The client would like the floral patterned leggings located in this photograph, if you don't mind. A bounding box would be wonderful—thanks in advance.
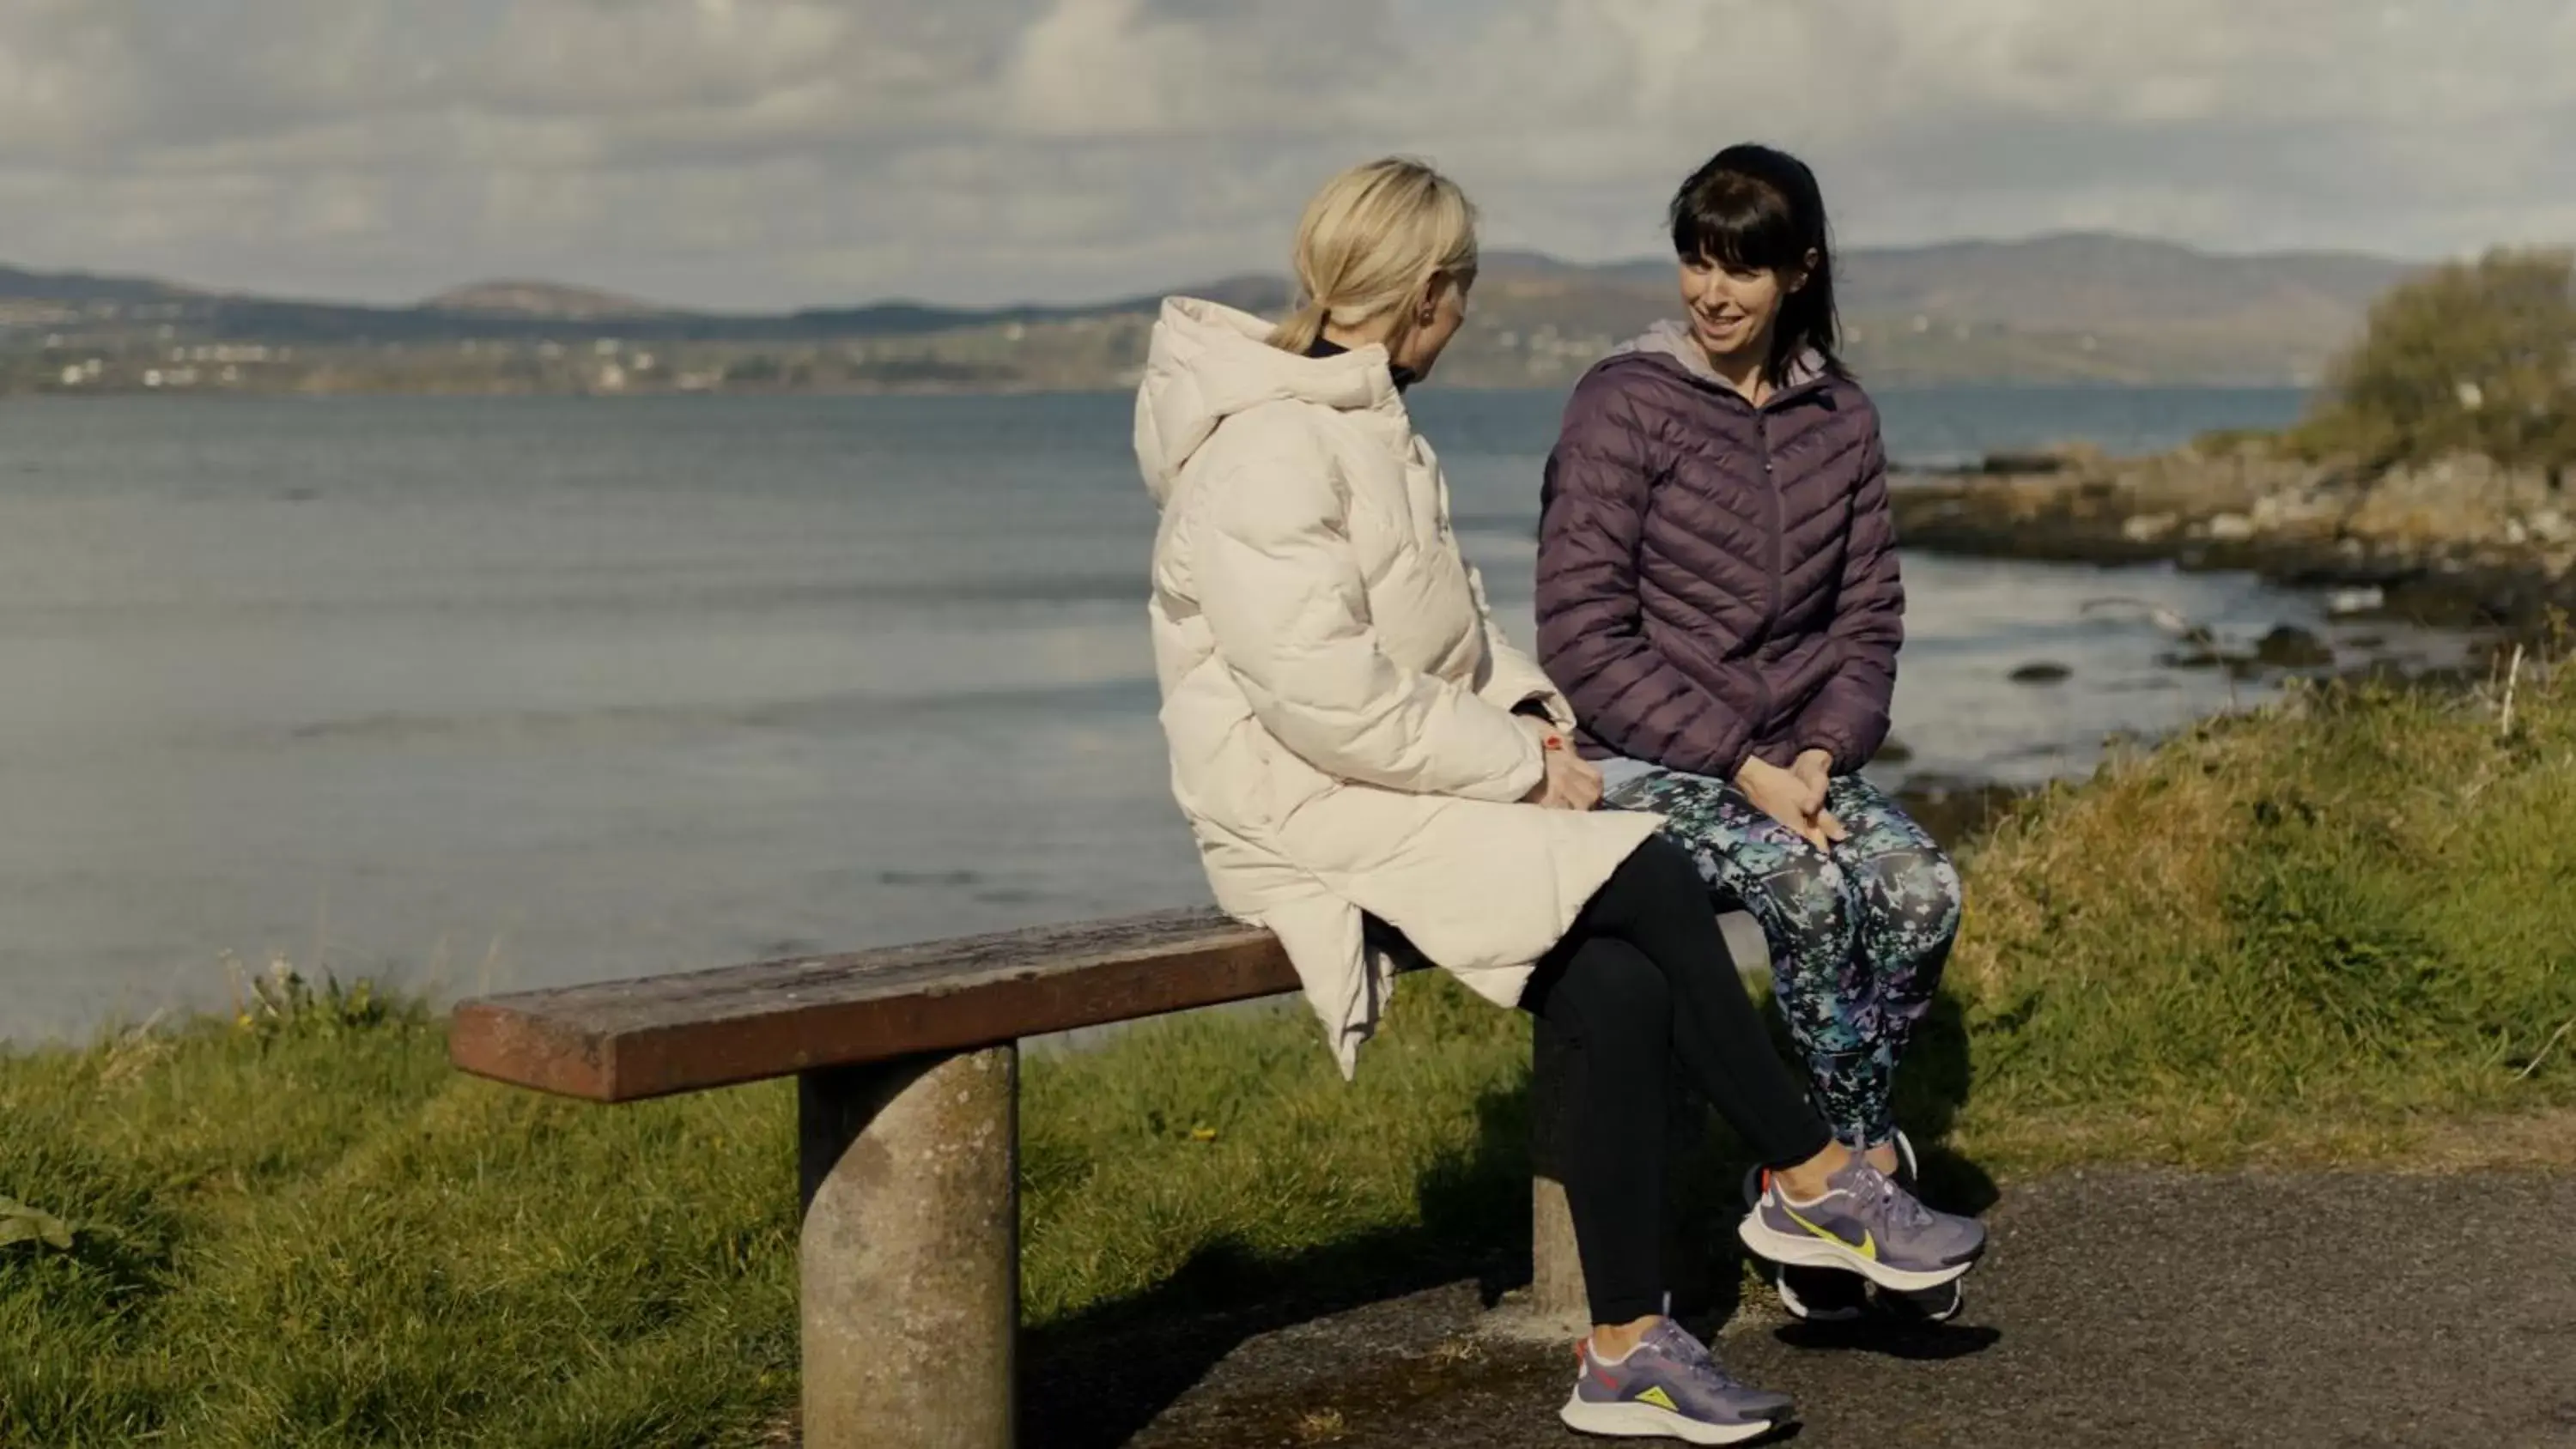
[1602,767,1963,1148]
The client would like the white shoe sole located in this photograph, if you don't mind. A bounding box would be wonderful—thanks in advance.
[1775,1271,1868,1324]
[1880,1280,1966,1323]
[1736,1215,1976,1294]
[1559,1391,1783,1444]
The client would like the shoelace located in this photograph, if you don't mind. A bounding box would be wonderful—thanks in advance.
[1855,1162,1935,1234]
[1645,1324,1750,1391]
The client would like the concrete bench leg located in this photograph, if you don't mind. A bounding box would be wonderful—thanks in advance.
[799,1046,1018,1449]
[1528,1028,1591,1328]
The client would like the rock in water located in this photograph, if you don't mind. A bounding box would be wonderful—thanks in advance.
[2009,661,2073,685]
[2123,512,2181,543]
[2255,625,2336,670]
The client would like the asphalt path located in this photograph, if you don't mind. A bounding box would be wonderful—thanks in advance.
[1039,1169,2576,1449]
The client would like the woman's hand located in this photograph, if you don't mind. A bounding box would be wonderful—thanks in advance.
[1791,749,1850,845]
[1735,755,1836,849]
[1519,726,1603,810]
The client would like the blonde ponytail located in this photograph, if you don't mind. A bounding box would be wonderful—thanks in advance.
[1270,298,1334,355]
[1267,157,1479,358]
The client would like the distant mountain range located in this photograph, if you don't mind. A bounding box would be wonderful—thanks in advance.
[422,282,681,321]
[0,233,2423,387]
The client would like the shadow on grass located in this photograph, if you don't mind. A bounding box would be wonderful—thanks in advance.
[1025,988,1997,1446]
[1894,991,2002,1217]
[1022,1080,1534,1449]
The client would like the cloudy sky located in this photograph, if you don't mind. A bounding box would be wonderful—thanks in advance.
[2,0,2570,311]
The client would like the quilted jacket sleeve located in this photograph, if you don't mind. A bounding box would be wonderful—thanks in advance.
[1466,562,1577,732]
[1789,421,1904,770]
[1194,419,1546,803]
[1535,370,1760,777]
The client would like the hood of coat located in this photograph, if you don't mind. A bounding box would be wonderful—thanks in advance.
[1133,297,1406,509]
[1610,318,1826,394]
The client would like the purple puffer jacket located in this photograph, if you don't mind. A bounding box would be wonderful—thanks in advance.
[1535,322,1902,778]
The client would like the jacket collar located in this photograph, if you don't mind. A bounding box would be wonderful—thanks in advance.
[1305,334,1419,392]
[1611,319,1836,409]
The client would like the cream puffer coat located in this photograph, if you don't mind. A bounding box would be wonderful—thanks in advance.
[1134,298,1662,1075]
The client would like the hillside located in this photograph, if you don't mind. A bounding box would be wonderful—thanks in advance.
[0,235,2429,390]
[0,264,202,332]
[1836,233,2405,330]
[0,264,195,306]
[423,282,678,320]
[1446,234,2413,385]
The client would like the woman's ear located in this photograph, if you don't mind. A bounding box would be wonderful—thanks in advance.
[1787,247,1823,293]
[1417,272,1448,324]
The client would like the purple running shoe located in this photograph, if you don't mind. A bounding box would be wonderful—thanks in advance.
[1738,1152,1984,1294]
[1559,1318,1793,1444]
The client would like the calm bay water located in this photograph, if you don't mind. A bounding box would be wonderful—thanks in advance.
[0,388,2467,1040]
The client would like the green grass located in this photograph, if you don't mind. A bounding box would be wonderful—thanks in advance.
[1941,660,2576,1164]
[7,664,2576,1444]
[0,973,800,1446]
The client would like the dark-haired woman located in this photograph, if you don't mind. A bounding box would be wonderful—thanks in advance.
[1537,143,1974,1324]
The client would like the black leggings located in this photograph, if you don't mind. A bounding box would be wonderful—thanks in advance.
[1518,835,1834,1325]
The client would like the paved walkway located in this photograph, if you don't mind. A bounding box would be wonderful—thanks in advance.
[1034,1169,2576,1449]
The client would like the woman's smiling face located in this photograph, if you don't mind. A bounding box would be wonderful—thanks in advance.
[1678,253,1803,367]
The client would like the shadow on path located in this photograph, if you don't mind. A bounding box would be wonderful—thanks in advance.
[1028,977,2002,1446]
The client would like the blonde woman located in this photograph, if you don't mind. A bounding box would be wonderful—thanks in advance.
[1133,158,1981,1444]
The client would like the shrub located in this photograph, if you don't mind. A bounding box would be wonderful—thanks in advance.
[2295,248,2576,476]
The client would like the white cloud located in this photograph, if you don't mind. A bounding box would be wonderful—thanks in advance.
[0,0,2565,307]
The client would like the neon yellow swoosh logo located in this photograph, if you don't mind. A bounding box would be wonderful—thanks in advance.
[1637,1386,1680,1412]
[1782,1203,1877,1261]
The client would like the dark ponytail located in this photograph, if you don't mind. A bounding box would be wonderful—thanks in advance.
[1668,143,1846,385]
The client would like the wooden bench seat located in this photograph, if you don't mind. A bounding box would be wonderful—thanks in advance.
[450,907,1303,1102]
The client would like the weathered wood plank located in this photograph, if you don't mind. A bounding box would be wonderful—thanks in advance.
[448,907,1323,1102]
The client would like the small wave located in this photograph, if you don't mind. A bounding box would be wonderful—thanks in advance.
[19,573,1149,623]
[287,676,1161,747]
[696,575,1146,609]
[287,702,740,745]
[879,870,981,888]
[1449,510,1539,537]
[744,676,1157,730]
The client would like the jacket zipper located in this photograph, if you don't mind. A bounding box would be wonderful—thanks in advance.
[1692,362,1827,751]
[1759,408,1783,640]
[1702,380,1796,642]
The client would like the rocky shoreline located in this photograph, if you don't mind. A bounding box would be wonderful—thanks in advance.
[1876,436,2575,846]
[1893,442,2576,634]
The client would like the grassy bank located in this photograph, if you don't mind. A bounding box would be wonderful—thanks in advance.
[7,665,2574,1446]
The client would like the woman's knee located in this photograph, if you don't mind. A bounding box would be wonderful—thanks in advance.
[1585,834,1719,933]
[1756,849,1859,955]
[1852,845,1963,946]
[1546,939,1672,1052]
[1622,832,1709,902]
[1570,937,1671,1014]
